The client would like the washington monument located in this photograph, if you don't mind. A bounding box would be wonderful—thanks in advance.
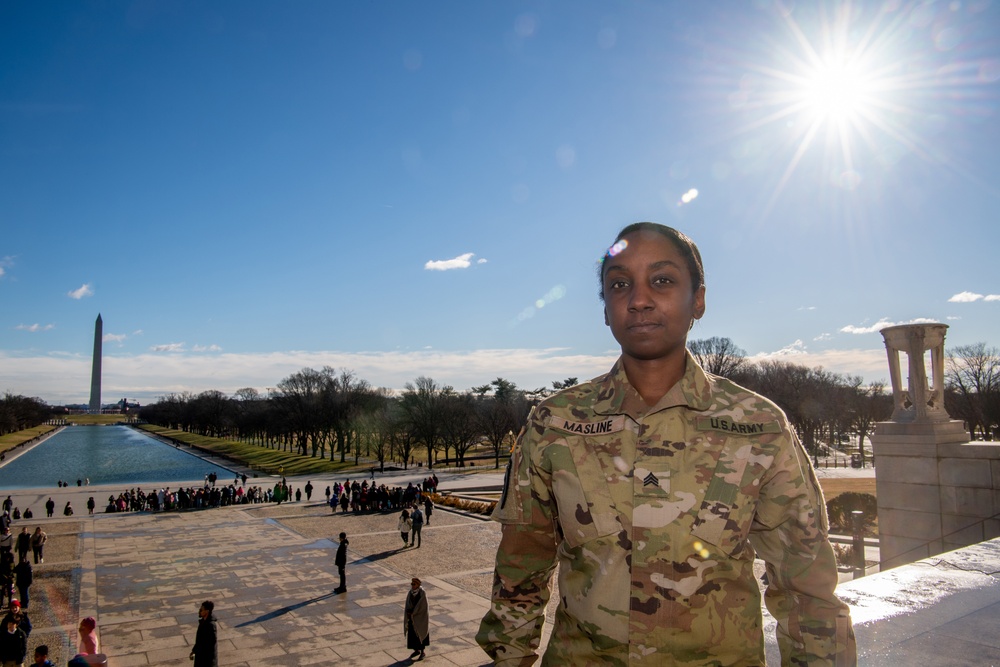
[89,313,102,413]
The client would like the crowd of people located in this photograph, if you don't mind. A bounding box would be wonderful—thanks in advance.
[325,474,438,515]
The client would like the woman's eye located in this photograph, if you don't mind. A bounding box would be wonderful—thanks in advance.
[609,279,629,290]
[652,275,673,285]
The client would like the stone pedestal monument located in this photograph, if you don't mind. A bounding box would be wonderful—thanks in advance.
[873,323,1000,569]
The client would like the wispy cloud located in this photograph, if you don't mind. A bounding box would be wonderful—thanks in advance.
[839,317,937,335]
[16,323,55,332]
[949,291,1000,303]
[150,343,186,352]
[0,348,619,405]
[104,333,127,343]
[67,283,94,299]
[0,256,15,279]
[424,253,480,271]
[192,344,223,352]
[749,344,889,381]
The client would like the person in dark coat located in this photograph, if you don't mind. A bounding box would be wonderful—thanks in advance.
[0,617,26,666]
[14,528,29,564]
[189,600,217,667]
[333,533,348,594]
[13,559,31,610]
[404,578,429,661]
[2,599,30,638]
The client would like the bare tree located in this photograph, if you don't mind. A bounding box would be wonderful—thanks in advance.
[401,376,446,469]
[947,343,1000,440]
[688,337,748,378]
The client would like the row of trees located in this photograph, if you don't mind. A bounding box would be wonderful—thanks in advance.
[129,337,999,468]
[138,369,544,470]
[0,394,51,437]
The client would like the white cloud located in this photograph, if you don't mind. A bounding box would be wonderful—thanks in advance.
[813,333,832,341]
[192,344,223,352]
[477,258,488,265]
[948,291,1000,303]
[67,283,94,299]
[749,346,889,382]
[103,333,126,343]
[839,317,937,335]
[424,253,476,271]
[15,323,55,332]
[0,347,619,405]
[151,343,185,352]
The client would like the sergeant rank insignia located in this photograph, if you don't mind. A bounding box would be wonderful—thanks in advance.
[643,472,659,487]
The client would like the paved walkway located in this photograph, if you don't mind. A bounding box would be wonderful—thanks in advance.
[75,471,503,666]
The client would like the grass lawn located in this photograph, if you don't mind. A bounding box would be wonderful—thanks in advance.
[819,477,876,501]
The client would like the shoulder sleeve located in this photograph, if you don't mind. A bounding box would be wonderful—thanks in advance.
[750,419,857,666]
[477,406,559,665]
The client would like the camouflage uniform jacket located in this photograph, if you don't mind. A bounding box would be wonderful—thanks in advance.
[476,354,856,666]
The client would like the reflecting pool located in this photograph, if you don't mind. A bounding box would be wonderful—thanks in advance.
[0,425,236,489]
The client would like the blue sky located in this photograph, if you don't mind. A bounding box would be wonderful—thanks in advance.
[2,1,999,406]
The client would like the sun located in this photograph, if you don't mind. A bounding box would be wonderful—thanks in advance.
[799,57,875,123]
[720,0,994,211]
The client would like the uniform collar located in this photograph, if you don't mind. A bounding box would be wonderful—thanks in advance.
[592,351,713,417]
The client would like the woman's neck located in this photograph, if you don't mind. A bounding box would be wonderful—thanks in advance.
[622,352,687,406]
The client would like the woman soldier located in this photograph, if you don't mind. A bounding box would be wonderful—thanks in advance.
[477,222,855,666]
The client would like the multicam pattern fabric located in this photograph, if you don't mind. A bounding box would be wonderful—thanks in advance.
[476,353,856,666]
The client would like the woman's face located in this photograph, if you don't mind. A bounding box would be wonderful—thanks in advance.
[602,229,705,364]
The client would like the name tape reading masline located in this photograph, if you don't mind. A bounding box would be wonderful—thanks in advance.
[547,415,626,435]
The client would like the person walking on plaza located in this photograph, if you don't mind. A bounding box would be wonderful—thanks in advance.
[12,560,30,611]
[0,528,12,557]
[304,481,313,502]
[77,616,99,655]
[32,644,54,666]
[2,599,31,639]
[13,531,28,566]
[86,497,95,516]
[404,578,429,661]
[409,506,423,548]
[43,499,53,519]
[333,533,348,594]
[0,553,13,608]
[28,530,44,565]
[189,600,217,667]
[423,497,433,525]
[0,616,26,667]
[397,510,412,548]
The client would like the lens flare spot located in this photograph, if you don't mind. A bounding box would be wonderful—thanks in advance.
[606,239,628,259]
[678,188,699,206]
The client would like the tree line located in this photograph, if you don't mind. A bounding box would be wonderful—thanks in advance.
[5,337,990,467]
[136,337,1000,468]
[0,394,51,436]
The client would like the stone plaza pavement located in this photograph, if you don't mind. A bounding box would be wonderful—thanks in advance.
[86,479,503,666]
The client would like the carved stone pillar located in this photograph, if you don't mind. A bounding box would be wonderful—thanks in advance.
[879,323,949,423]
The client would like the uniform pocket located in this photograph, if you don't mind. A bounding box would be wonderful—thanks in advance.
[548,441,622,549]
